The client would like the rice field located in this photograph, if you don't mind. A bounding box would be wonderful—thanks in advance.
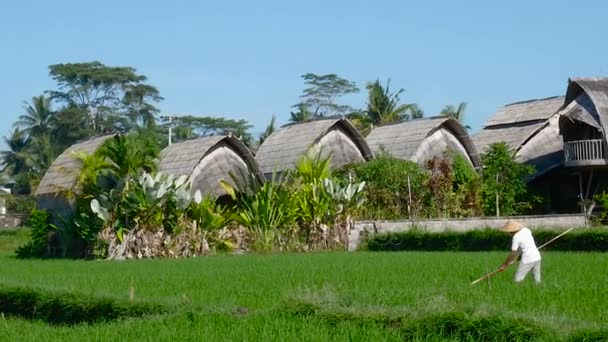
[1,230,607,341]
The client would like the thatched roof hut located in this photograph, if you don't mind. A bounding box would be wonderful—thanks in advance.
[366,117,480,167]
[558,77,608,145]
[35,135,113,217]
[474,96,564,178]
[255,118,372,178]
[159,135,263,197]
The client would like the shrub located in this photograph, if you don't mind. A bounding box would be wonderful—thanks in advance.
[365,228,608,252]
[0,284,166,325]
[15,209,57,258]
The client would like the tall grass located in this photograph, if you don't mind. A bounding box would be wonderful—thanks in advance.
[0,232,606,340]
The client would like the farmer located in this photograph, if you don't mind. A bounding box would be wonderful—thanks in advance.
[497,220,541,283]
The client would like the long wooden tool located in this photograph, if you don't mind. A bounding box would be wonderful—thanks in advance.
[537,227,576,249]
[470,227,577,285]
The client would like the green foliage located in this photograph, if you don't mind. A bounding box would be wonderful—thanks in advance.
[15,210,57,258]
[337,152,428,219]
[163,115,253,146]
[480,142,537,216]
[222,174,296,252]
[295,73,360,117]
[593,191,608,223]
[440,102,470,129]
[258,115,277,146]
[365,228,608,252]
[4,194,36,214]
[47,61,162,133]
[289,103,314,123]
[0,249,606,339]
[0,284,166,325]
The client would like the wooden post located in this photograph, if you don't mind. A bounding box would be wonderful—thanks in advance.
[495,173,500,217]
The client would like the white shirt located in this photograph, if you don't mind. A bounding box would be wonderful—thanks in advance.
[511,227,541,264]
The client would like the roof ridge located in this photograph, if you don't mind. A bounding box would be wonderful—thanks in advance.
[504,95,564,107]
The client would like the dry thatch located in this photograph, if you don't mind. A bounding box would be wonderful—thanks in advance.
[559,77,608,132]
[35,135,114,196]
[474,96,564,154]
[474,96,564,178]
[255,118,372,177]
[159,135,263,197]
[366,117,480,167]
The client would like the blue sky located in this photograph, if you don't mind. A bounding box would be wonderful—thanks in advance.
[1,0,608,146]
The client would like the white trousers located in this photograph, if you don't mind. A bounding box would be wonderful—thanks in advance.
[514,260,541,283]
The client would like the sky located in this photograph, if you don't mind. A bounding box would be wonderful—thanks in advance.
[1,0,608,146]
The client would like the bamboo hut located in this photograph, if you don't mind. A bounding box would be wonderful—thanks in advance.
[366,117,480,167]
[35,135,114,218]
[473,96,576,213]
[557,77,608,214]
[255,118,372,179]
[158,135,263,198]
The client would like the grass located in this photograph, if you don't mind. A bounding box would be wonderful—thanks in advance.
[0,230,607,341]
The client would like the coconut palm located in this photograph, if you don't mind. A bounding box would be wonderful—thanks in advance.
[0,129,31,176]
[97,134,159,181]
[258,115,277,146]
[289,103,314,123]
[15,95,55,138]
[365,79,421,125]
[440,102,470,129]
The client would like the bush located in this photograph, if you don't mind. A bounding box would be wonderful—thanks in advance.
[0,284,166,325]
[15,209,57,258]
[365,228,608,252]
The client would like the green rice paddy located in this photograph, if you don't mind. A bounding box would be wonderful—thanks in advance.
[0,230,606,341]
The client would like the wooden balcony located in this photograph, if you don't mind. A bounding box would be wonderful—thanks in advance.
[564,139,608,167]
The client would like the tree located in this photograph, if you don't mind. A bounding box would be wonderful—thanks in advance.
[0,129,30,176]
[289,103,314,123]
[480,142,536,216]
[15,95,54,138]
[258,115,277,146]
[364,79,418,125]
[46,61,162,133]
[160,115,254,146]
[440,102,469,129]
[295,73,359,117]
[350,79,422,135]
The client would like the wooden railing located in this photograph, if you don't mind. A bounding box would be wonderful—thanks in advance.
[564,139,607,165]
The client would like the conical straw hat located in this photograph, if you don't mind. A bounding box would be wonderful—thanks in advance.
[500,220,524,233]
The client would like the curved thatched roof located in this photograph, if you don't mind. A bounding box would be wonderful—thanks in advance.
[559,77,608,132]
[35,135,113,196]
[366,117,480,167]
[159,135,263,197]
[474,96,565,180]
[474,96,564,154]
[255,118,372,176]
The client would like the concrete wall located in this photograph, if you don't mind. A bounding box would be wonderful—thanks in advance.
[348,214,587,251]
[0,214,26,229]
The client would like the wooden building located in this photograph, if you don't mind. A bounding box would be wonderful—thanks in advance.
[558,77,608,214]
[255,118,372,179]
[474,96,579,213]
[35,135,113,218]
[366,117,480,167]
[159,135,263,198]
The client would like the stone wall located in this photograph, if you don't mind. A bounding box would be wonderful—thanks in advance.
[348,214,587,251]
[0,214,26,229]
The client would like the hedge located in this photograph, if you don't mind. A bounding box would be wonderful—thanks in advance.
[365,228,608,252]
[0,284,167,325]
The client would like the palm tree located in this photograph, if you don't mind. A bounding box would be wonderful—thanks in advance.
[440,102,470,129]
[98,134,159,181]
[365,79,418,125]
[258,115,277,146]
[289,103,314,123]
[0,129,31,176]
[15,95,54,138]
